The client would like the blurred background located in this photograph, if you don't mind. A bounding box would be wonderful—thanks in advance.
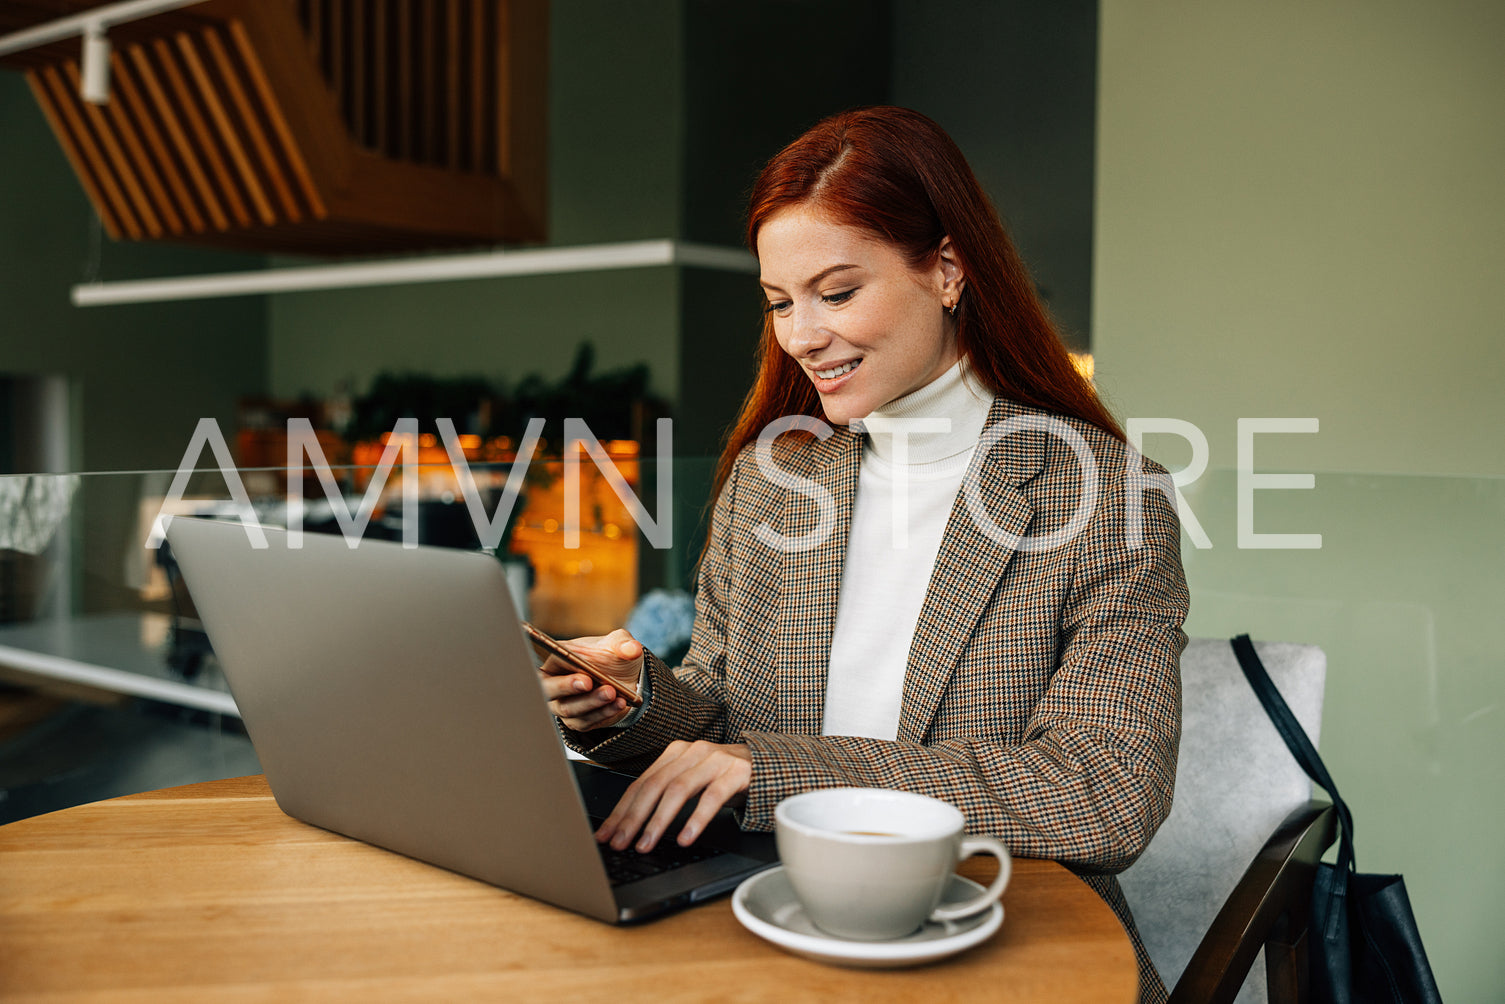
[0,1,1499,998]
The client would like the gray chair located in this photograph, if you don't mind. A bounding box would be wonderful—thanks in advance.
[1118,638,1336,1004]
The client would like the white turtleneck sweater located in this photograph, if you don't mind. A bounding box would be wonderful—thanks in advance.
[820,359,995,740]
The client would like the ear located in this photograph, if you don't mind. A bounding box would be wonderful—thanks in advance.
[936,236,965,302]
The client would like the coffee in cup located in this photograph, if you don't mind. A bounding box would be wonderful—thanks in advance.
[775,787,1011,941]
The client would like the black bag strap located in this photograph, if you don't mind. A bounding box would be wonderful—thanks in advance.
[1230,635,1356,877]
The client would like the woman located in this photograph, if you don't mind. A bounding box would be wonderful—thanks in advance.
[540,106,1188,1002]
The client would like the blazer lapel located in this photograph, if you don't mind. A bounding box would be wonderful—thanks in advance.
[896,399,1048,744]
[776,425,862,736]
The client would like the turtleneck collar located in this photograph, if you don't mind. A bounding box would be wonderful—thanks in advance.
[854,358,995,466]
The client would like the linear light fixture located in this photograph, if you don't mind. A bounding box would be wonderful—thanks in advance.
[70,239,760,307]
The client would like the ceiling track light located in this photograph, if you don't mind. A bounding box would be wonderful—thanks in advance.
[81,21,111,104]
[0,1,214,96]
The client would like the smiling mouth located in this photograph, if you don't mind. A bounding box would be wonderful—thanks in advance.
[813,359,861,380]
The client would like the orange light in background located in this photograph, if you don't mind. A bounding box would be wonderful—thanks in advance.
[1069,352,1095,384]
[511,439,645,636]
[341,433,643,637]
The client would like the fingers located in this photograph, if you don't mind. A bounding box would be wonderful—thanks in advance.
[598,759,681,852]
[554,686,627,720]
[545,683,628,730]
[601,628,643,663]
[539,667,629,730]
[534,627,644,732]
[594,746,675,850]
[629,756,716,852]
[537,652,588,677]
[536,631,644,691]
[562,629,641,673]
[677,768,748,847]
[539,671,593,701]
[595,742,751,852]
[559,699,630,731]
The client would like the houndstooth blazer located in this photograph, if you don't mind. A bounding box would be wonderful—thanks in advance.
[565,396,1189,1001]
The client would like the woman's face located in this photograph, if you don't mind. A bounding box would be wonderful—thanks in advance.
[757,206,964,427]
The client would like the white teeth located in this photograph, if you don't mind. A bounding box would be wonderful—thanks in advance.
[815,360,860,380]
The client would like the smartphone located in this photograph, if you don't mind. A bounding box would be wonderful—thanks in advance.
[522,621,643,707]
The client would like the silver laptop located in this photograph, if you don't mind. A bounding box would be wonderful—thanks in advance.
[165,516,775,923]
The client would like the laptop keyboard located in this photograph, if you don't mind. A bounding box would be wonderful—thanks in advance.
[594,834,720,886]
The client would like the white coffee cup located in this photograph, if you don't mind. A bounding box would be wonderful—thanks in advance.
[774,787,1012,941]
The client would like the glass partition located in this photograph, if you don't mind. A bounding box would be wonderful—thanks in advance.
[0,452,715,823]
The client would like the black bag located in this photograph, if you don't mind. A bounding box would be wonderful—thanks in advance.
[1230,635,1443,1004]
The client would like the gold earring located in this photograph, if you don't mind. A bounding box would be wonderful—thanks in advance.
[947,301,959,318]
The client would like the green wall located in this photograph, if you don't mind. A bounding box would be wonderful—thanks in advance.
[1095,2,1505,998]
[0,75,267,474]
[269,0,686,404]
[680,0,892,246]
[269,267,683,407]
[1096,0,1505,479]
[891,0,1099,348]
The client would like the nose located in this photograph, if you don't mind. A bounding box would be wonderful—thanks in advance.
[780,304,830,359]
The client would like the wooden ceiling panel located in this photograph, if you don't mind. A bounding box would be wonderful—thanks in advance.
[110,46,203,232]
[123,40,231,230]
[27,62,123,237]
[1,0,548,253]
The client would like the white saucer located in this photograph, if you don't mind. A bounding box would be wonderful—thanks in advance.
[731,866,1004,968]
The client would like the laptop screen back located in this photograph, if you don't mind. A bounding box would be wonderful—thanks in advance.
[165,517,618,921]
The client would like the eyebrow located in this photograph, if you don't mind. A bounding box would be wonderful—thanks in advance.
[759,263,860,293]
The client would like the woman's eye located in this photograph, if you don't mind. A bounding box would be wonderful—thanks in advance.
[822,289,856,305]
[763,299,792,315]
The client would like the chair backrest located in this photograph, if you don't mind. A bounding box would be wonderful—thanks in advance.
[1118,638,1326,1004]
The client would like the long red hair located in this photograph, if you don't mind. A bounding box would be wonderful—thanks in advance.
[712,105,1121,505]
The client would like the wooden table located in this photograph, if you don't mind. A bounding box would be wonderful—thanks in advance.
[0,776,1137,1002]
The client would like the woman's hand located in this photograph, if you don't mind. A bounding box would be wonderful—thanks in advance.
[595,740,752,852]
[536,628,644,731]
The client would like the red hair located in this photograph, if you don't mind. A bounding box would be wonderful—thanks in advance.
[712,106,1121,504]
